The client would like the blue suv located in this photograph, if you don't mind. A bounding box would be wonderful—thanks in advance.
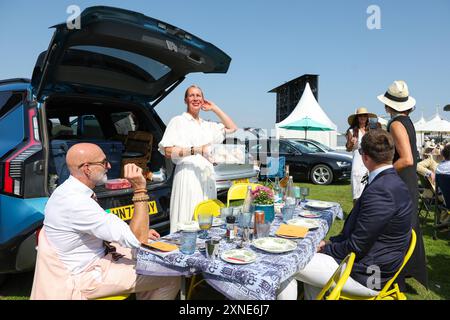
[0,6,231,284]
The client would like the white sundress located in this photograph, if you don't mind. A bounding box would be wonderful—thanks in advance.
[158,112,225,233]
[350,128,368,200]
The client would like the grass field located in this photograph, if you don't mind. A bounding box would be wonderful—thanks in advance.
[1,181,449,300]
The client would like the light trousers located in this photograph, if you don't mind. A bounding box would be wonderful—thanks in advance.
[74,245,181,300]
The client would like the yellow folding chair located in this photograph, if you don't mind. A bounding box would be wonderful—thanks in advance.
[193,199,225,221]
[187,199,225,299]
[226,183,262,207]
[95,294,130,300]
[316,252,356,300]
[339,229,416,300]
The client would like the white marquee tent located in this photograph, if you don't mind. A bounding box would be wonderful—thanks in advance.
[275,83,338,148]
[414,113,450,148]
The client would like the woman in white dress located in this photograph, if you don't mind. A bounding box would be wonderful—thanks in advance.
[159,85,237,233]
[345,108,377,202]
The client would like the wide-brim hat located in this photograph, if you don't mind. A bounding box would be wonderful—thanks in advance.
[347,107,377,125]
[377,80,416,112]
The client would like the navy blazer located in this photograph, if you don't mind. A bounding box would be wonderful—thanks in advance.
[323,167,412,288]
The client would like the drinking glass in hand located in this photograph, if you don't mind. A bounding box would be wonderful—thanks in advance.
[198,212,213,239]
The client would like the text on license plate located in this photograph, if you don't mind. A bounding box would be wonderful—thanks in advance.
[106,201,158,221]
[233,178,250,184]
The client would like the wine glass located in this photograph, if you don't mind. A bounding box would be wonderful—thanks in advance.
[300,187,310,203]
[198,212,213,239]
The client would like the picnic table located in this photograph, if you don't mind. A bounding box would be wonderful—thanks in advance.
[136,200,343,300]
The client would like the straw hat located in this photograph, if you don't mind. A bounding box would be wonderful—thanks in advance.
[377,80,416,112]
[347,107,377,125]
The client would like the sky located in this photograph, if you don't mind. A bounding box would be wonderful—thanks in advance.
[1,0,449,134]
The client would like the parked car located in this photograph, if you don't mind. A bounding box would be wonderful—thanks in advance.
[249,139,352,185]
[0,6,239,283]
[294,138,352,158]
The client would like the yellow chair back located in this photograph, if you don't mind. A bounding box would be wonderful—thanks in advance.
[95,294,129,300]
[226,183,262,207]
[339,229,416,300]
[193,199,225,221]
[316,252,356,300]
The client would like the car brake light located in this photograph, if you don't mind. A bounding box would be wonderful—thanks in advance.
[2,108,41,196]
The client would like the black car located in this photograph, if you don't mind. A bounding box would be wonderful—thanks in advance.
[249,139,352,185]
[0,6,231,282]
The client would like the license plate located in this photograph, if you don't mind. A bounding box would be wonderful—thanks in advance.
[233,178,250,184]
[106,201,158,221]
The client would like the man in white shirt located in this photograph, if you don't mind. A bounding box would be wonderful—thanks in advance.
[31,143,180,299]
[436,143,450,175]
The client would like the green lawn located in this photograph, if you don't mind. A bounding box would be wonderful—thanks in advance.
[1,181,449,300]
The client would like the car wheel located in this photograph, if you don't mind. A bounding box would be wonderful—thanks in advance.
[310,164,333,185]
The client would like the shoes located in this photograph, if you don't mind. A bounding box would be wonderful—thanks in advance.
[439,212,450,225]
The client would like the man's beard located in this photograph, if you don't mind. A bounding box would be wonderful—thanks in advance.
[93,170,108,186]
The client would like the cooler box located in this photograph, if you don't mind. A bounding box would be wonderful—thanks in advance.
[49,139,125,185]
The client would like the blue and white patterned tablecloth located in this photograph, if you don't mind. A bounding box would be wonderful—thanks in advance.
[136,202,342,300]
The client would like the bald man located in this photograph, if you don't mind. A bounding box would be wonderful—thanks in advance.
[31,143,180,300]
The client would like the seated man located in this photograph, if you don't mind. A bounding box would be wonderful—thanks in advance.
[436,143,450,175]
[417,147,442,188]
[31,143,180,300]
[294,129,413,299]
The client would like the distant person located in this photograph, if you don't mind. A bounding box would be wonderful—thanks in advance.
[436,143,450,175]
[31,143,180,299]
[158,85,237,233]
[293,129,413,299]
[417,147,443,186]
[345,107,378,202]
[379,80,428,290]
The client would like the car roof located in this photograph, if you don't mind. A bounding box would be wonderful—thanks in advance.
[0,79,31,92]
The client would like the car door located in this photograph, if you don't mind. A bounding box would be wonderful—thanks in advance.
[279,141,308,180]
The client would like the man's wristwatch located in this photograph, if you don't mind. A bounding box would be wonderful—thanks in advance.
[191,146,194,155]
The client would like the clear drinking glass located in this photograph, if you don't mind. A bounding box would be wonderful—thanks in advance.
[300,187,310,202]
[198,212,213,239]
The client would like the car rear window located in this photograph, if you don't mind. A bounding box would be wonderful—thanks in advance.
[63,45,172,82]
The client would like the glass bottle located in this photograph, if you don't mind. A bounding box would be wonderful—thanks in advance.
[242,185,253,213]
[273,176,282,203]
[226,215,236,242]
[285,176,296,207]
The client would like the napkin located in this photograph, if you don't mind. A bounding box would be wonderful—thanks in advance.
[275,224,309,238]
[142,241,178,252]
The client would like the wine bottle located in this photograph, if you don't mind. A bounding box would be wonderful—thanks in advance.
[279,164,290,188]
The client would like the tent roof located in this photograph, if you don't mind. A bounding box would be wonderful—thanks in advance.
[416,113,450,132]
[276,82,337,130]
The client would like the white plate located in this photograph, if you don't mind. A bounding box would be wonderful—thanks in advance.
[305,200,334,210]
[252,237,297,253]
[212,217,224,227]
[286,218,321,230]
[298,210,322,218]
[221,249,257,264]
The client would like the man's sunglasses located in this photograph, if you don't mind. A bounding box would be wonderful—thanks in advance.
[78,158,109,169]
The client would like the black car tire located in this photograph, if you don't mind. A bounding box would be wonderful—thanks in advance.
[310,164,333,185]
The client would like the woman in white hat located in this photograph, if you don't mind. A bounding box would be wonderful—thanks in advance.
[378,80,428,290]
[345,107,377,202]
